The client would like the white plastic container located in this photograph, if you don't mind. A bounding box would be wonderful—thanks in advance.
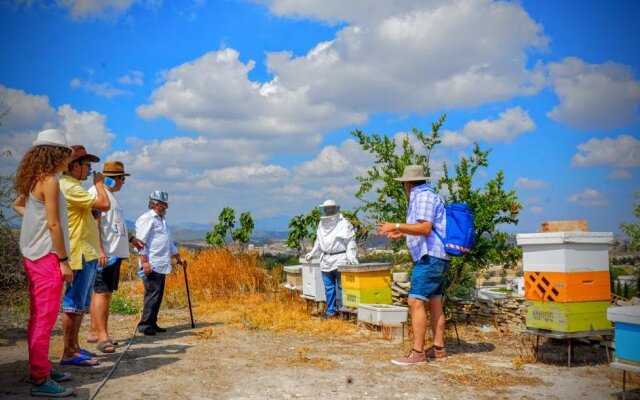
[301,262,325,302]
[357,304,408,326]
[516,232,613,272]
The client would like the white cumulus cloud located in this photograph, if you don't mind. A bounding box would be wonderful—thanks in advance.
[567,188,608,207]
[118,70,144,86]
[56,0,160,19]
[607,169,632,180]
[546,57,640,130]
[70,78,131,98]
[0,85,116,170]
[515,178,548,189]
[571,134,640,168]
[441,107,535,147]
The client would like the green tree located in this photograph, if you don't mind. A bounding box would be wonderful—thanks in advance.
[0,150,26,291]
[231,211,255,245]
[206,207,255,247]
[286,208,319,255]
[287,207,369,255]
[351,115,522,298]
[620,191,640,252]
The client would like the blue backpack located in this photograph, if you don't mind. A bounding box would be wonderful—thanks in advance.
[425,189,475,256]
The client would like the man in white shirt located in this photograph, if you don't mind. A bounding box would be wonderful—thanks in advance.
[88,161,144,352]
[135,191,186,336]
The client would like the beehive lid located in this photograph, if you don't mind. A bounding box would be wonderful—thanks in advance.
[284,265,302,273]
[516,232,613,245]
[358,304,407,312]
[338,262,391,272]
[607,305,640,324]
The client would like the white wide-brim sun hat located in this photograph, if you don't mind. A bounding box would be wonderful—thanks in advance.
[32,129,73,150]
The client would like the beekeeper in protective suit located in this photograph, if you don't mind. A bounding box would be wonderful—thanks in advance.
[305,200,358,318]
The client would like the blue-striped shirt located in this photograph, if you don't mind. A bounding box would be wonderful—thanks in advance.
[405,184,449,262]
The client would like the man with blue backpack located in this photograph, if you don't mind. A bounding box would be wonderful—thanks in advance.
[376,165,452,366]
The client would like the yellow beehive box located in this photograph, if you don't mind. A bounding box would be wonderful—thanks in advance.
[341,270,391,290]
[526,300,611,333]
[342,287,392,308]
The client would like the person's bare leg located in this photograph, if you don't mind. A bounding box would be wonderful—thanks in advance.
[88,293,98,341]
[72,314,84,354]
[429,297,446,347]
[94,292,112,342]
[61,312,77,359]
[408,298,427,351]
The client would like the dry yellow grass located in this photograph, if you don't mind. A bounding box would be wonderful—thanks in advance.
[119,248,357,337]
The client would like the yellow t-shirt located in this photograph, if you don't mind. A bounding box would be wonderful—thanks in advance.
[59,175,100,270]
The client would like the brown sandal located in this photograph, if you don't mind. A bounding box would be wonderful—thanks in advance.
[96,340,116,354]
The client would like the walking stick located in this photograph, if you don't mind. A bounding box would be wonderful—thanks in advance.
[181,261,195,328]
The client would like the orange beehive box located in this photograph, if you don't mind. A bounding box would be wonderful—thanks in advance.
[525,271,610,302]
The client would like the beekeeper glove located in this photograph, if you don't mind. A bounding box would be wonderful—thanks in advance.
[347,256,359,265]
[304,252,313,261]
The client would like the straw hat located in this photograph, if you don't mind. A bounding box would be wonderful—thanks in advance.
[393,165,430,182]
[102,161,131,177]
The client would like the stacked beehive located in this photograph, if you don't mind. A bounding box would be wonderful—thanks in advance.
[516,231,613,332]
[338,263,392,308]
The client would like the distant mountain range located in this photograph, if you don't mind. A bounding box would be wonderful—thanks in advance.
[125,215,292,241]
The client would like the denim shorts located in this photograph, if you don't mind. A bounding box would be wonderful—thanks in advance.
[94,258,122,293]
[408,254,449,301]
[62,258,97,314]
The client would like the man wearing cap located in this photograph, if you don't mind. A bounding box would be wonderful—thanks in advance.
[135,191,187,336]
[59,145,110,366]
[376,165,450,366]
[87,161,144,353]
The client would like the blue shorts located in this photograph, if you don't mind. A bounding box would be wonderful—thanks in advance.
[408,254,449,301]
[62,258,97,314]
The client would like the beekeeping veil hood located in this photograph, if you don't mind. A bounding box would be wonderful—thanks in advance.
[307,199,358,271]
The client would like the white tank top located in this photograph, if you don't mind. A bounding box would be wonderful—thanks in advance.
[19,190,70,261]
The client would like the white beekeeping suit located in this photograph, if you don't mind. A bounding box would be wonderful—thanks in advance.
[305,200,358,272]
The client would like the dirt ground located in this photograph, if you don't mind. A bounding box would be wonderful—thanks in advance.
[1,308,639,400]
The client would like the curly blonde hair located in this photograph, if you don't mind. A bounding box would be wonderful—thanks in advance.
[14,145,72,196]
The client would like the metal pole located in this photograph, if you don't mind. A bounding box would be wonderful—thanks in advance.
[182,263,195,328]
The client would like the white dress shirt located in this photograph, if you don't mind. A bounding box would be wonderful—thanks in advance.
[135,209,178,274]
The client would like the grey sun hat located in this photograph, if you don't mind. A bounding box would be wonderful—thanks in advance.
[394,165,430,182]
[32,129,73,150]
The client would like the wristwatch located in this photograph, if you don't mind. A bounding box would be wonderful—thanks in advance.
[395,223,400,231]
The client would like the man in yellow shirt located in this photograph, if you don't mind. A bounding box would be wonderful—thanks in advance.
[59,145,110,367]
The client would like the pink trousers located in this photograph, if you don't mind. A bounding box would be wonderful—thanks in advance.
[23,253,63,380]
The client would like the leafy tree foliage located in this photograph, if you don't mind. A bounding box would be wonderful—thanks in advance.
[620,191,640,252]
[0,150,26,291]
[232,212,255,245]
[206,207,255,247]
[286,208,319,255]
[287,207,369,255]
[351,115,522,296]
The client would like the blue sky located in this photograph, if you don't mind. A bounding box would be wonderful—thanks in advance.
[1,0,639,234]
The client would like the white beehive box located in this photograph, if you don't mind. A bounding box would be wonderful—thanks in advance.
[300,262,325,302]
[357,304,408,326]
[516,232,613,272]
[283,265,303,289]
